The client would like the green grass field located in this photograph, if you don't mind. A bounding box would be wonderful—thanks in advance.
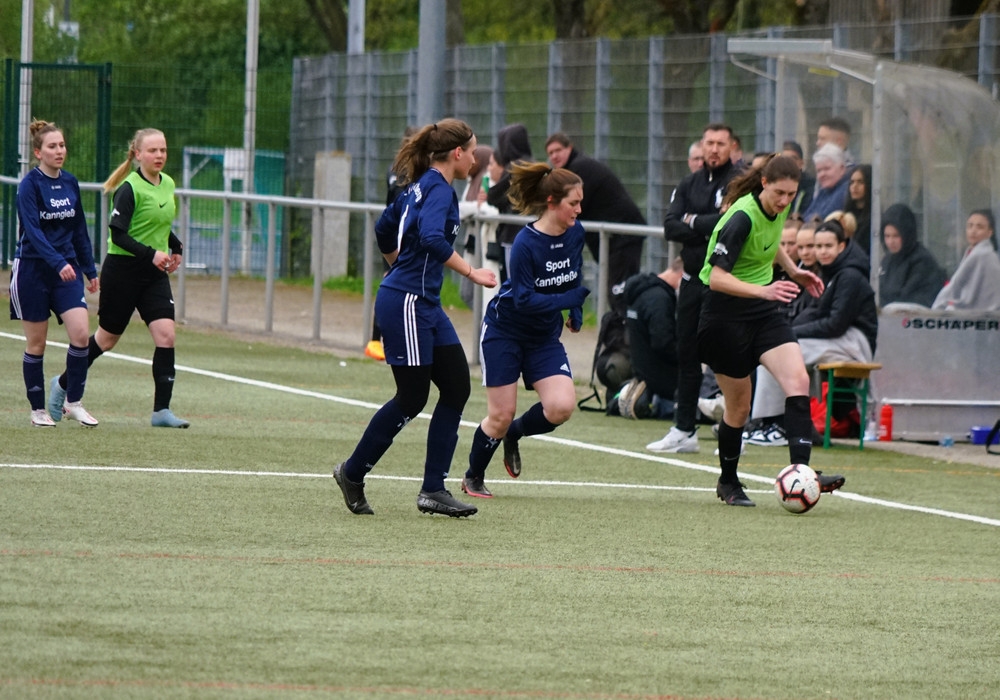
[2,315,998,699]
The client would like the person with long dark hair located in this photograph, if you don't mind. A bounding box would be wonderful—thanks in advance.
[462,162,589,498]
[932,208,1000,311]
[697,155,843,507]
[333,119,498,518]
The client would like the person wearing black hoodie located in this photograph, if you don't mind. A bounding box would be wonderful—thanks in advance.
[487,123,533,282]
[622,258,683,414]
[749,219,877,445]
[648,123,738,454]
[878,202,946,308]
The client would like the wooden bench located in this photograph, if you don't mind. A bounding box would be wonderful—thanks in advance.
[816,361,882,450]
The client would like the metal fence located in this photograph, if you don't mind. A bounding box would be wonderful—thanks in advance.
[290,16,1000,225]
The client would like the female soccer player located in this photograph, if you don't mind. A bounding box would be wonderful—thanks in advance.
[49,128,190,428]
[461,163,589,498]
[697,154,843,507]
[333,119,497,518]
[10,119,99,427]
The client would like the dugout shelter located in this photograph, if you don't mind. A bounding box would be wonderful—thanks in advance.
[728,38,1000,442]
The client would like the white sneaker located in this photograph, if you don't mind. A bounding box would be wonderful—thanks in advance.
[646,426,699,453]
[63,401,99,427]
[746,422,787,446]
[697,395,726,423]
[31,409,56,427]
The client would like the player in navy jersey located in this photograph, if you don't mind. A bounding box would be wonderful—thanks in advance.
[9,120,99,427]
[461,162,590,498]
[48,128,190,429]
[333,119,498,518]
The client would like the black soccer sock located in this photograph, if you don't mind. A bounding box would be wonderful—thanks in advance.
[717,420,744,483]
[467,425,502,479]
[784,395,813,465]
[508,401,558,440]
[421,402,463,493]
[23,352,45,411]
[345,398,410,481]
[152,346,176,412]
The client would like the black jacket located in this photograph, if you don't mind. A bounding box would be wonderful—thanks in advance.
[564,149,646,226]
[794,239,878,355]
[878,203,946,307]
[624,273,678,398]
[488,124,533,246]
[663,160,738,276]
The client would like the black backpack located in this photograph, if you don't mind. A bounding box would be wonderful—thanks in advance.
[577,309,632,414]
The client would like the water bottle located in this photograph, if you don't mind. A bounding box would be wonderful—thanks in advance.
[481,175,490,193]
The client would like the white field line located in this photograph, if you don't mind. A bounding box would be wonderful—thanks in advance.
[3,331,999,528]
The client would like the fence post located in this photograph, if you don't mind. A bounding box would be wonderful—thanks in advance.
[548,42,563,137]
[594,38,611,161]
[709,33,727,122]
[980,13,998,98]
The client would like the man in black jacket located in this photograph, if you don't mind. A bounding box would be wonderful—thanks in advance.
[545,132,646,313]
[648,123,738,453]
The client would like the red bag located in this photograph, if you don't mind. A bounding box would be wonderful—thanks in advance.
[810,382,857,438]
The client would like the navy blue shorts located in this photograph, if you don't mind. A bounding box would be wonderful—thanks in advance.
[480,321,573,388]
[375,287,461,367]
[697,310,796,379]
[9,257,88,322]
[97,254,175,335]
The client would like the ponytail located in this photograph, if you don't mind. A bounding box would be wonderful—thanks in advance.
[722,154,800,210]
[507,162,582,218]
[104,128,164,193]
[390,118,474,186]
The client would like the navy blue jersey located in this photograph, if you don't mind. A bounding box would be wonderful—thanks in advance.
[15,167,97,279]
[375,168,461,306]
[485,221,587,343]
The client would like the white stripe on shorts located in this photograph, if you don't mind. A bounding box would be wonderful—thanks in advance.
[9,258,22,319]
[402,292,420,365]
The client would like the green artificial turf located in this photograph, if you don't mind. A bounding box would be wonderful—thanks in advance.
[1,316,998,699]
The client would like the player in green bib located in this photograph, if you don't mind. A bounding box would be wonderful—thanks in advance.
[696,154,842,506]
[49,128,190,429]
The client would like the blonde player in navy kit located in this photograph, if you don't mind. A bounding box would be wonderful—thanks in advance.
[10,120,99,427]
[333,119,498,518]
[461,162,589,498]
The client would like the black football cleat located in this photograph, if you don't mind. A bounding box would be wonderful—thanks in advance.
[716,479,756,507]
[815,470,845,493]
[416,490,478,517]
[461,475,493,499]
[502,436,522,478]
[333,462,374,515]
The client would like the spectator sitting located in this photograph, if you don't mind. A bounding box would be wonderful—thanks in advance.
[878,203,947,308]
[932,208,1000,311]
[802,143,851,222]
[748,219,877,446]
[815,115,855,167]
[782,140,815,217]
[620,258,683,418]
[844,165,872,258]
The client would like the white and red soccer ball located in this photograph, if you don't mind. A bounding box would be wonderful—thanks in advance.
[774,464,822,514]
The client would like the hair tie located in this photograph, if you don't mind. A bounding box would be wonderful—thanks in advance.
[431,123,438,131]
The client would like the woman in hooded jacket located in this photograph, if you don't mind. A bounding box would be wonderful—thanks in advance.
[750,219,878,443]
[932,208,1000,311]
[878,203,946,308]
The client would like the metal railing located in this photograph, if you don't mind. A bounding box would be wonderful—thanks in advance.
[1,174,666,351]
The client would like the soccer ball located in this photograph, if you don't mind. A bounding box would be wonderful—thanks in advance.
[774,464,821,514]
